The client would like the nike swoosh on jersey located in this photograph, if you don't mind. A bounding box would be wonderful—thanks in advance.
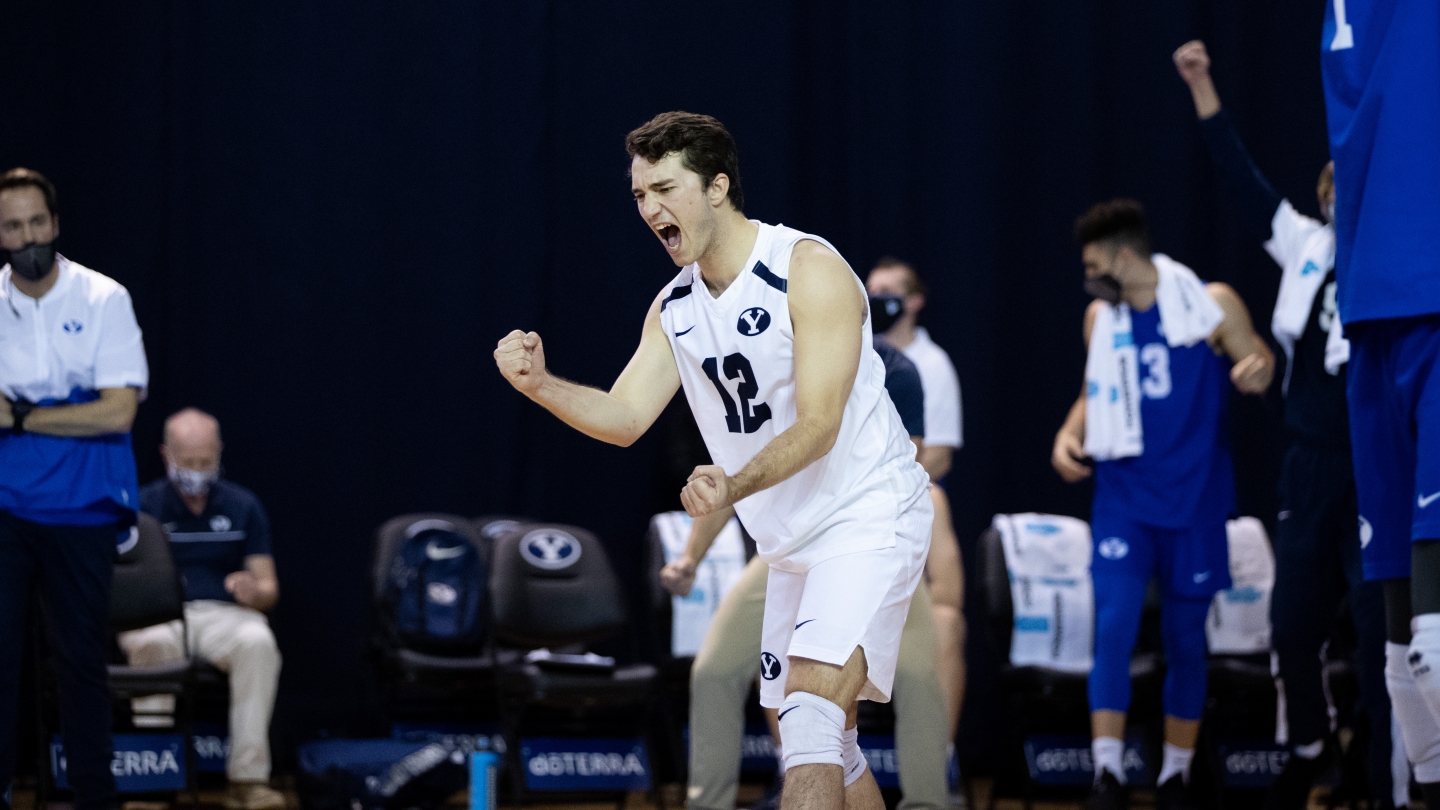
[777,707,798,722]
[674,325,695,337]
[795,619,816,630]
[1421,491,1440,509]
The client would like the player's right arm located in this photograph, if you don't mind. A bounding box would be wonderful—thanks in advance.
[1174,40,1288,248]
[1051,300,1101,483]
[494,289,680,447]
[658,505,735,597]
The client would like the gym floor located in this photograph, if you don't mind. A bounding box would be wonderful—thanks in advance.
[7,779,1356,810]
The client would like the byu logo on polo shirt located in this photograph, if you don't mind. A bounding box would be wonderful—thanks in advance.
[737,307,770,336]
[209,515,232,532]
[759,652,781,680]
[62,319,83,333]
[1097,537,1129,560]
[521,528,582,570]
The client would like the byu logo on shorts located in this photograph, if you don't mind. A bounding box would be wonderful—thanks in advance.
[1097,537,1129,560]
[737,307,771,336]
[1359,515,1374,549]
[759,652,782,680]
[209,515,232,533]
[426,582,458,605]
[521,528,582,570]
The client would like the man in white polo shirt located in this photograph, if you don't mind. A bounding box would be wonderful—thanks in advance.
[866,257,967,804]
[0,167,149,810]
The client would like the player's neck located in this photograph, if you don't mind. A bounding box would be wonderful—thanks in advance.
[1121,259,1159,311]
[695,214,759,297]
[884,319,918,348]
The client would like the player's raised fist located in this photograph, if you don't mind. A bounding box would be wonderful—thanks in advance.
[494,330,548,395]
[681,464,731,518]
[1173,40,1211,85]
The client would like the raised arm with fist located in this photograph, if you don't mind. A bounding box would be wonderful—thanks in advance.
[494,330,548,395]
[1173,40,1221,119]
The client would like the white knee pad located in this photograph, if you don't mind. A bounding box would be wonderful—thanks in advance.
[841,726,867,786]
[778,692,847,771]
[1387,641,1440,782]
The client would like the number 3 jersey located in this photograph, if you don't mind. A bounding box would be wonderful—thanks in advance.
[1093,304,1235,528]
[659,221,930,569]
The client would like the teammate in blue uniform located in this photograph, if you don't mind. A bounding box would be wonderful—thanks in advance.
[1053,200,1274,810]
[1321,0,1440,802]
[1175,40,1395,810]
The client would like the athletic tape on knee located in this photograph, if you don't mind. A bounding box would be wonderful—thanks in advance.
[778,692,846,771]
[1386,641,1440,782]
[841,726,867,786]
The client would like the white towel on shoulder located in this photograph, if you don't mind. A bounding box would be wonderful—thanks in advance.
[1265,200,1350,386]
[1083,254,1225,461]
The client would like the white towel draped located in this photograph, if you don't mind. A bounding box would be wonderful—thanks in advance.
[1264,200,1350,387]
[1083,254,1225,461]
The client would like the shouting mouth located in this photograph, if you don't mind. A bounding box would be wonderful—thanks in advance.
[657,223,681,251]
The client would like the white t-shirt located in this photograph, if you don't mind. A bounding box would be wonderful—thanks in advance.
[0,255,149,403]
[900,326,962,448]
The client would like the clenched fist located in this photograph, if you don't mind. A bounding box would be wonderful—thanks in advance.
[494,330,548,395]
[681,465,731,518]
[1173,40,1211,85]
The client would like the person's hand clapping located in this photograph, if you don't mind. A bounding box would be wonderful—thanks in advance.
[681,465,731,518]
[494,330,548,395]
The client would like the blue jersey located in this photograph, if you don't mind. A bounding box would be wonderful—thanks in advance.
[1322,0,1440,324]
[1095,306,1236,527]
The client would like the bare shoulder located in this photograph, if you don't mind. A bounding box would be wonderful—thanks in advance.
[788,239,863,309]
[1082,299,1106,344]
[1204,281,1244,308]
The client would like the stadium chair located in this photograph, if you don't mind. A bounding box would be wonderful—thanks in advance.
[371,513,499,737]
[36,513,200,806]
[488,521,658,805]
[976,517,1162,810]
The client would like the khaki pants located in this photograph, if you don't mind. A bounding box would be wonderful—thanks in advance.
[118,600,282,782]
[688,556,948,810]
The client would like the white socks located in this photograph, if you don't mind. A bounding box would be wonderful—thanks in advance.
[1092,736,1125,783]
[1157,743,1195,786]
[1387,640,1440,782]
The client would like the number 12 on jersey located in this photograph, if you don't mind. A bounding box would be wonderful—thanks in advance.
[701,353,772,434]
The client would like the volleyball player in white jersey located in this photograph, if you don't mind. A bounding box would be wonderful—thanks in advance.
[495,111,932,810]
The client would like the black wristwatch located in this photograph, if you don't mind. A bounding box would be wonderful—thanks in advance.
[9,399,34,435]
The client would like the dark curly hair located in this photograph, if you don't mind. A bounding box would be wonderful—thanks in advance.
[1074,198,1149,255]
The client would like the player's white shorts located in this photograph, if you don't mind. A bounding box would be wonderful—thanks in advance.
[757,490,933,707]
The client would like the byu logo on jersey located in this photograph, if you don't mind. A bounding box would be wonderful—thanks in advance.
[759,652,782,680]
[737,307,771,336]
[521,528,582,570]
[1359,515,1374,549]
[62,319,84,334]
[1097,537,1129,560]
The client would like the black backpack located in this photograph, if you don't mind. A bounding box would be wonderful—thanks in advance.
[383,528,487,653]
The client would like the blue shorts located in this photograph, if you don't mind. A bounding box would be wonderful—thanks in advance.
[1090,510,1232,598]
[1348,315,1440,580]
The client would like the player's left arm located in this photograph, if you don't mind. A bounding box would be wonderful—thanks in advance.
[679,241,864,517]
[1205,282,1275,395]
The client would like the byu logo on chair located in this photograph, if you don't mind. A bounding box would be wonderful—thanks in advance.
[736,307,770,336]
[521,528,582,570]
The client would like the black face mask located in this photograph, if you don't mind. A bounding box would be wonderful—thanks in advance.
[869,295,905,334]
[3,242,57,282]
[1084,274,1123,304]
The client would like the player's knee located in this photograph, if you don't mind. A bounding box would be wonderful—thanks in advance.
[232,624,280,663]
[1386,642,1440,781]
[123,629,184,665]
[840,726,867,786]
[777,692,846,771]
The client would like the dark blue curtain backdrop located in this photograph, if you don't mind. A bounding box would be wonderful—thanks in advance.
[3,1,1327,768]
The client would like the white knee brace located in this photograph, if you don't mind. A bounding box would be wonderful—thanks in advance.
[778,692,846,771]
[841,726,868,786]
[1387,641,1440,782]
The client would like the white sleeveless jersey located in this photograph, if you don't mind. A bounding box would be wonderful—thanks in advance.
[659,222,930,569]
